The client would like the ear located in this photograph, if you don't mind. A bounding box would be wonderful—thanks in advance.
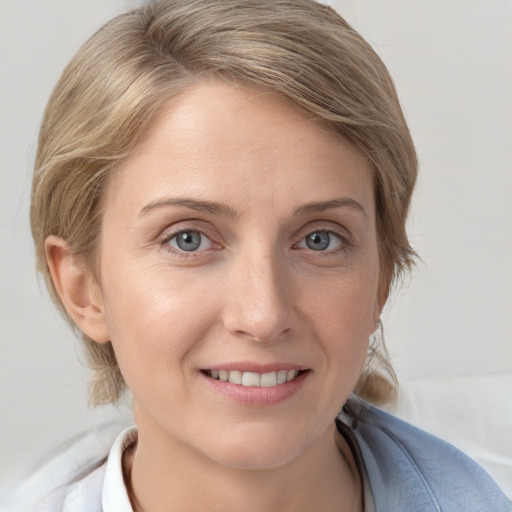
[45,235,110,343]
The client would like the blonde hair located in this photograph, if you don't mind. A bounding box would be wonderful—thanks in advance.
[31,0,417,406]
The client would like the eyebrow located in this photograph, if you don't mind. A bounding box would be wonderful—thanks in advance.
[139,196,367,219]
[294,197,367,218]
[139,197,237,218]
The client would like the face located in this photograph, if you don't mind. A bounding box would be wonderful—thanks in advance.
[93,80,384,470]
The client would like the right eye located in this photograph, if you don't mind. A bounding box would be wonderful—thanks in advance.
[166,230,213,252]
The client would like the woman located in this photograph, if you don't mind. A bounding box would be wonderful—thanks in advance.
[9,0,510,510]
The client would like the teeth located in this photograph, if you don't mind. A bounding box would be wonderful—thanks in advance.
[286,369,297,382]
[228,370,242,385]
[242,372,260,387]
[260,372,277,387]
[208,369,302,387]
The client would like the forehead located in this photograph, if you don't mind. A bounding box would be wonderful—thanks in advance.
[105,80,374,219]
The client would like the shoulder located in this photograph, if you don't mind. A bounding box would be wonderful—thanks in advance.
[0,421,128,512]
[342,398,511,512]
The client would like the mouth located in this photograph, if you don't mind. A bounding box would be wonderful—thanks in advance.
[202,369,308,388]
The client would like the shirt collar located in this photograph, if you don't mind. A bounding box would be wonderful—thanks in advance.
[102,426,137,512]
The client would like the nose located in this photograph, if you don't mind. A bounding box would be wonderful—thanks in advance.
[221,247,297,343]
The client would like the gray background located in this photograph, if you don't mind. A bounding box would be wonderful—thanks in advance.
[1,0,511,481]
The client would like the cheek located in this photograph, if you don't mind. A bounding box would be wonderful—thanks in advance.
[303,271,378,369]
[99,261,222,382]
[307,268,379,331]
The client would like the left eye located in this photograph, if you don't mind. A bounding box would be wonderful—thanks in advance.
[297,231,342,251]
[167,230,213,252]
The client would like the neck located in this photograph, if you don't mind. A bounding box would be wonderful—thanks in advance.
[124,420,361,512]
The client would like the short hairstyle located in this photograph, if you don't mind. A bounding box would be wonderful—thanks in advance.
[31,0,417,406]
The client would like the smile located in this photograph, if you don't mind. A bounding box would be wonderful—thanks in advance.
[203,369,305,387]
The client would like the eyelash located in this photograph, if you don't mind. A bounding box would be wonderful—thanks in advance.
[159,226,350,258]
[294,229,349,254]
[160,227,218,257]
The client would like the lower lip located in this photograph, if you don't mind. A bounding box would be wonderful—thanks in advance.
[199,370,310,406]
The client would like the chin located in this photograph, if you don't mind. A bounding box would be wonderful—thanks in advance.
[201,423,311,471]
[212,447,299,471]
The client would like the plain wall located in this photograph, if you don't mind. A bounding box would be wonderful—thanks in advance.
[1,0,511,481]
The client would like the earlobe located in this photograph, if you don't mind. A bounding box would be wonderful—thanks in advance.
[45,236,110,343]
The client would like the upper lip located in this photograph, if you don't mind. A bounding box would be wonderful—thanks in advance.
[202,361,309,373]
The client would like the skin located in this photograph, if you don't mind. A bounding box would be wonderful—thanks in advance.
[46,80,387,511]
